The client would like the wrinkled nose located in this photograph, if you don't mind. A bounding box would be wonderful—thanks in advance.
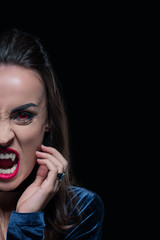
[0,122,14,147]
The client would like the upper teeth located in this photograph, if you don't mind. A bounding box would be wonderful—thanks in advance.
[0,153,16,162]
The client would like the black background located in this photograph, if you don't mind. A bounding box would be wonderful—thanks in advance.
[0,4,115,239]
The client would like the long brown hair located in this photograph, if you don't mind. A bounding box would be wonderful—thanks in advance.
[0,28,79,239]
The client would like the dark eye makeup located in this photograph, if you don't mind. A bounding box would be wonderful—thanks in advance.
[11,111,35,125]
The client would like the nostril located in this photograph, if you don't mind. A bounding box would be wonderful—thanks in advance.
[0,139,14,147]
[0,134,14,147]
[0,124,14,147]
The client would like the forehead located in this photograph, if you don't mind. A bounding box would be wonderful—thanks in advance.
[0,65,45,110]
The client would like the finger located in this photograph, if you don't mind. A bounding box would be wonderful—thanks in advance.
[37,158,60,173]
[37,158,65,189]
[34,164,48,186]
[37,158,59,190]
[40,145,68,168]
[36,151,65,172]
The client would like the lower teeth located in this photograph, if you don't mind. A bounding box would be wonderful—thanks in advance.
[0,164,17,174]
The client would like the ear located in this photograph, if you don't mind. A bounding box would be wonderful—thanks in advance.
[45,119,50,132]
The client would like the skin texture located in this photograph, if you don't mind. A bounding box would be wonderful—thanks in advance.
[0,65,68,238]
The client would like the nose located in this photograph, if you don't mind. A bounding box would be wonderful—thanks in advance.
[0,121,14,147]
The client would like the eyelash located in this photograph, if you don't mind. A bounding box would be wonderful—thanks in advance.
[12,111,34,124]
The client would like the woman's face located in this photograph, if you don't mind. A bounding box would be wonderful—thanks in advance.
[0,65,49,191]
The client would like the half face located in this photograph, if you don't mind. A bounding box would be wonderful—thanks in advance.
[0,65,49,191]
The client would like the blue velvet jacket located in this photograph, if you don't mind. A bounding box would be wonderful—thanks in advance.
[6,186,104,239]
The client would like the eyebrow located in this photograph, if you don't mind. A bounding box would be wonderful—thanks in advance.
[11,103,39,114]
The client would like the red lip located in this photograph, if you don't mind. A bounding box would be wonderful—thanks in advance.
[0,147,20,179]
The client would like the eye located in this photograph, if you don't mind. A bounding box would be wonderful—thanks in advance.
[18,113,28,120]
[17,112,33,120]
[12,111,34,124]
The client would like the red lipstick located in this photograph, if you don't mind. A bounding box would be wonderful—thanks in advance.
[0,148,20,179]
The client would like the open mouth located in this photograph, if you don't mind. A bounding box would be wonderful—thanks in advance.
[0,148,20,179]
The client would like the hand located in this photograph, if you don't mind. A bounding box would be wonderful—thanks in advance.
[16,145,68,213]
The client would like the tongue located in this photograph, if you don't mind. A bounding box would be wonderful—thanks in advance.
[0,159,14,169]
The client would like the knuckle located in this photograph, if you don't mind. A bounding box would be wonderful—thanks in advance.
[54,167,59,175]
[64,160,68,169]
[51,147,56,153]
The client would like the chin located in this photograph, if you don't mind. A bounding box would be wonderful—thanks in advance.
[0,180,22,192]
[0,164,38,192]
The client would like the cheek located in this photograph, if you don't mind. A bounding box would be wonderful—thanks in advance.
[17,124,45,149]
[15,123,46,170]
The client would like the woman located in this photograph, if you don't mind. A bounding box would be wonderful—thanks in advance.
[0,28,104,240]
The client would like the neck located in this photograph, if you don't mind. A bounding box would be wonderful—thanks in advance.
[0,191,21,212]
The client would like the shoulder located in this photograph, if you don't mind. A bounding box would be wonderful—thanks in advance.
[68,186,104,224]
[67,186,104,220]
[66,186,104,238]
